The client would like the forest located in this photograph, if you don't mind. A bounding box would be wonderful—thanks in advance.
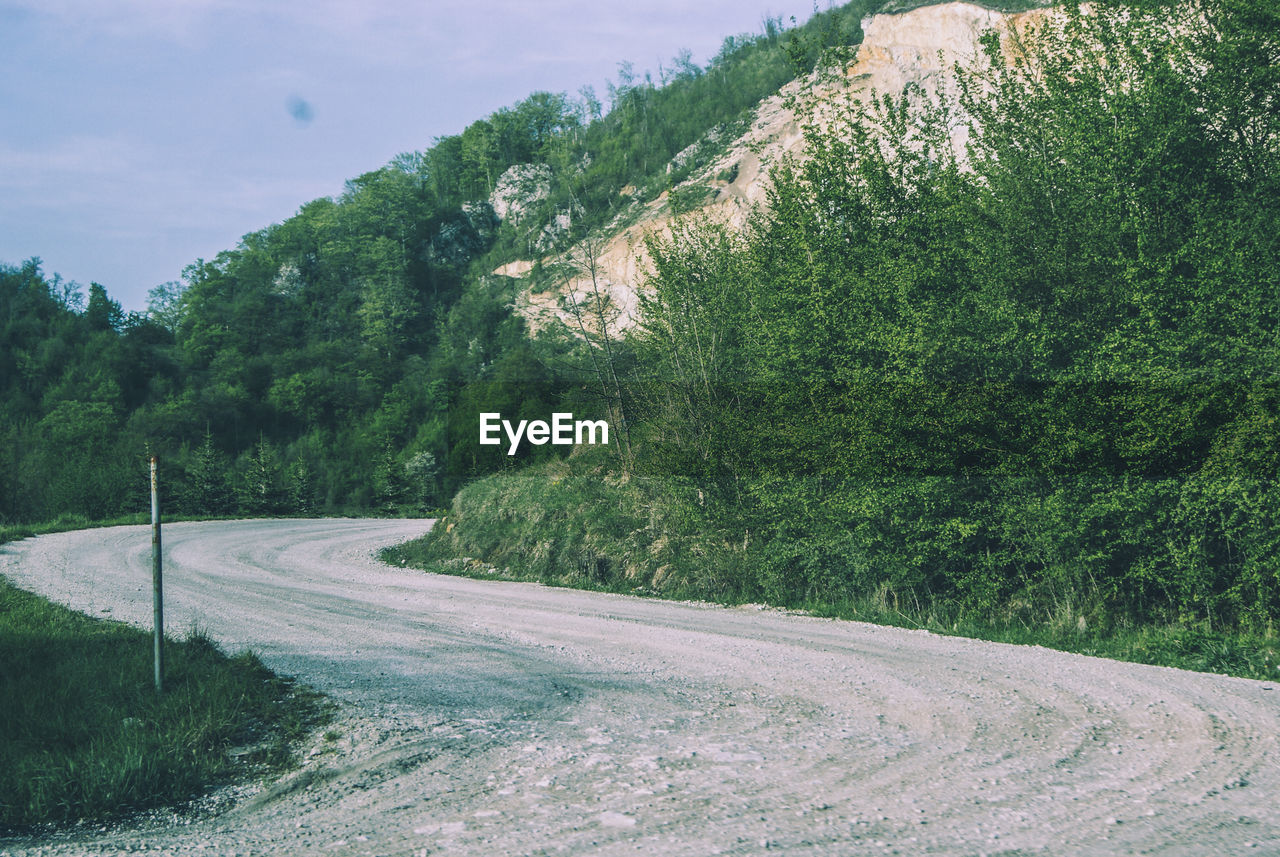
[410,0,1280,637]
[5,0,1280,637]
[0,2,872,523]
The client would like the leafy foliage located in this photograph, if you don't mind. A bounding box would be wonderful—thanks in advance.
[0,6,871,525]
[621,0,1280,631]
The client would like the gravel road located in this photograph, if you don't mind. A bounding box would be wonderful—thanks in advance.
[2,519,1279,856]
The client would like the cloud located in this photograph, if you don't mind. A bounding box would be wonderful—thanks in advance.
[3,0,253,41]
[4,0,473,54]
[0,133,332,227]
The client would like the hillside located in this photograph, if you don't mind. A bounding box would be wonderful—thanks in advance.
[502,1,1053,334]
[408,0,1280,644]
[0,1,876,522]
[4,0,1280,653]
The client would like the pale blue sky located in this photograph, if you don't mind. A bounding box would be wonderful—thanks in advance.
[0,1,829,311]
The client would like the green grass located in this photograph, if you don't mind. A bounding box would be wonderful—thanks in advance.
[0,511,264,547]
[877,0,1050,13]
[0,512,149,546]
[391,458,1280,684]
[801,597,1280,681]
[385,453,758,603]
[0,524,330,831]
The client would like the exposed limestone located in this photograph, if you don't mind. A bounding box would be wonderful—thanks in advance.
[499,2,1049,337]
[489,163,552,226]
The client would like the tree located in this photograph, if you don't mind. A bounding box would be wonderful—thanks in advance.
[356,237,416,361]
[184,429,233,515]
[238,436,286,516]
[85,283,124,332]
[560,233,634,467]
[636,217,749,485]
[146,281,187,333]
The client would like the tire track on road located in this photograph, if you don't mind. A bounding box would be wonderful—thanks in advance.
[2,519,1279,856]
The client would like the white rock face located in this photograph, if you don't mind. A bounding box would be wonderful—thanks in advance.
[535,209,574,253]
[504,1,1050,336]
[489,163,552,225]
[851,1,1012,94]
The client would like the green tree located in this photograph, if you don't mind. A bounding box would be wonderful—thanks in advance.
[183,430,233,515]
[238,436,286,516]
[356,237,416,361]
[146,281,187,334]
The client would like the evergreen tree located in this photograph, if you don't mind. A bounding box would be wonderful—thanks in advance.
[238,436,286,516]
[184,430,233,515]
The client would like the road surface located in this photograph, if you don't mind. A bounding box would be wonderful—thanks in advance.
[2,519,1278,856]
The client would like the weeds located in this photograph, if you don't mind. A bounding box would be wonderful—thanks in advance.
[0,548,328,830]
[395,458,1280,685]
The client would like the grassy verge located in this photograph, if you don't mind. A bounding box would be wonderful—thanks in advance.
[877,0,1050,13]
[0,522,330,831]
[800,598,1280,681]
[0,511,398,548]
[0,512,275,548]
[385,455,755,603]
[389,458,1280,684]
[0,513,151,546]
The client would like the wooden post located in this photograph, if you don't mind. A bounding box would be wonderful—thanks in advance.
[150,456,164,693]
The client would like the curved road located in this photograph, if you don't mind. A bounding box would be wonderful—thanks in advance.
[2,519,1279,856]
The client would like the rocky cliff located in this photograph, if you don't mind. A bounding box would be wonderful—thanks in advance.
[501,2,1048,335]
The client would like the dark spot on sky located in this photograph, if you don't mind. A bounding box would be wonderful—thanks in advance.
[287,95,314,126]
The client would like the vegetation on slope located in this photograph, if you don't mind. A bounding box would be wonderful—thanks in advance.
[0,4,876,526]
[387,450,755,602]
[0,575,326,829]
[398,0,1280,672]
[4,0,1280,742]
[392,461,1280,681]
[878,0,1047,12]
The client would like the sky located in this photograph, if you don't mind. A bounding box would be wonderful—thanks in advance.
[0,0,831,313]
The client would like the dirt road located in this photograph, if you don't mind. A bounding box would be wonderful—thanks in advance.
[2,519,1278,856]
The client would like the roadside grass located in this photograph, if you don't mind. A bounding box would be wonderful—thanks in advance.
[389,458,1280,685]
[0,513,150,546]
[800,597,1280,682]
[0,524,330,831]
[0,511,385,548]
[0,512,267,547]
[384,454,754,604]
[877,0,1049,13]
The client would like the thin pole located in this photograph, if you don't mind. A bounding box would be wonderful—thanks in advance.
[151,456,164,693]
